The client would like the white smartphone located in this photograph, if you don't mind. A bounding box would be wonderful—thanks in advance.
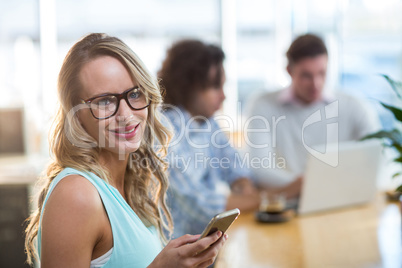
[198,208,240,239]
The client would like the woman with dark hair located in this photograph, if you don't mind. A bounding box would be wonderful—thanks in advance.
[159,40,261,238]
[160,40,226,117]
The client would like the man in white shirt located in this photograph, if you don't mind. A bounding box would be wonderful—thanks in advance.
[245,34,379,197]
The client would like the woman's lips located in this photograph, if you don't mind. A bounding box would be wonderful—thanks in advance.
[110,123,140,139]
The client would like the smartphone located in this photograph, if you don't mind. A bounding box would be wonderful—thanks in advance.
[198,208,240,239]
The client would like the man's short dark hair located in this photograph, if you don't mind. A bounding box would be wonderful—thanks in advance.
[286,34,328,65]
[158,40,225,108]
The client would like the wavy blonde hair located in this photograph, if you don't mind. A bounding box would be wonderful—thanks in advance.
[24,33,173,265]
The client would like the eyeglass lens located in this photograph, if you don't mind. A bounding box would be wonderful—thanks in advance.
[89,87,148,119]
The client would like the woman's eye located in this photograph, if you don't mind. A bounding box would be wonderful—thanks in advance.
[94,97,113,107]
[129,90,140,99]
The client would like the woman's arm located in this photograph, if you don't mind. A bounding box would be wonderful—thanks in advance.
[40,175,106,268]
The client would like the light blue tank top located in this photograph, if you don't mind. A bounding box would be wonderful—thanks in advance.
[37,167,162,267]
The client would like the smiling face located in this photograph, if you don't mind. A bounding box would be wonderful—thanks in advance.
[287,54,328,104]
[78,55,148,157]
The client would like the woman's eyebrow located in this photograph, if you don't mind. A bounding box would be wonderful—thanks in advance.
[86,85,139,99]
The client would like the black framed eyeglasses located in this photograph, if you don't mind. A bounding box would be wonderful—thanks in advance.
[81,86,150,119]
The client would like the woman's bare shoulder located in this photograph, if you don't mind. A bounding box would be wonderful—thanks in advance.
[40,174,106,265]
[42,173,105,227]
[48,174,102,208]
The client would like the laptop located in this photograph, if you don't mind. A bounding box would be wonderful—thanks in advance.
[297,139,382,215]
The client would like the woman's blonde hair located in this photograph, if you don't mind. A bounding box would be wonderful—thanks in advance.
[25,33,173,265]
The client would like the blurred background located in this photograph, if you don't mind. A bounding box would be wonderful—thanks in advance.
[1,0,402,157]
[0,0,402,267]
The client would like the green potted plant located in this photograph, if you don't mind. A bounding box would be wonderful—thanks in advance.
[362,75,402,200]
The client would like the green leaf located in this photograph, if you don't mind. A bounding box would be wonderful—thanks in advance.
[380,102,402,122]
[381,74,402,98]
[393,144,402,154]
[392,172,401,178]
[396,184,402,193]
[361,129,402,145]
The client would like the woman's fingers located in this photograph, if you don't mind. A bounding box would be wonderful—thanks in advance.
[195,233,227,259]
[151,232,228,268]
[193,234,228,267]
[168,234,201,248]
[195,258,215,268]
[185,231,223,256]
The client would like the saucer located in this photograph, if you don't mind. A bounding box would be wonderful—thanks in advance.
[255,209,295,223]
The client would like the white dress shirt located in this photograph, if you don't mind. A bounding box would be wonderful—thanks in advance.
[245,87,380,188]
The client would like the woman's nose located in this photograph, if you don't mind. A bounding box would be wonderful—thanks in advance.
[115,98,134,122]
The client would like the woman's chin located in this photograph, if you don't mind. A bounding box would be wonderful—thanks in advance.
[120,142,141,155]
[101,142,141,158]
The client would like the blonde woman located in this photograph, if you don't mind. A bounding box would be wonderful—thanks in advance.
[24,33,227,268]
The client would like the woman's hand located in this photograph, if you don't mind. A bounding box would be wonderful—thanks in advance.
[149,231,227,268]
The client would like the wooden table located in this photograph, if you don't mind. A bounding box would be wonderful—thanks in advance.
[215,195,402,268]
